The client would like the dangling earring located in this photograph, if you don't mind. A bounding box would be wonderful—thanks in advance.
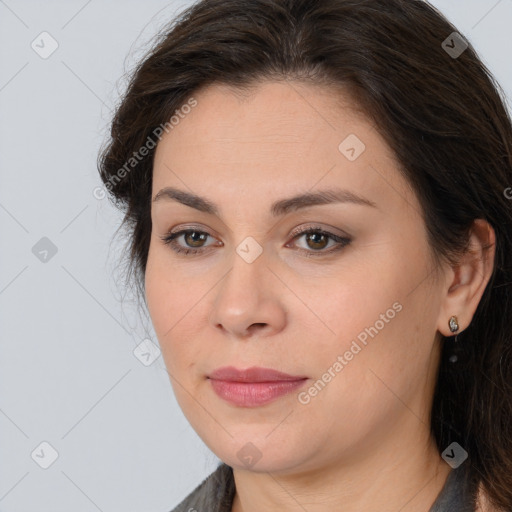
[448,315,460,363]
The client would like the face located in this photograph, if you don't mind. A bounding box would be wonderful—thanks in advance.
[145,80,446,474]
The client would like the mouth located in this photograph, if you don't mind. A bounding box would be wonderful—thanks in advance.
[207,366,308,407]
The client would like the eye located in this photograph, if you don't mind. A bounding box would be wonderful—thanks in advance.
[286,226,351,257]
[160,228,220,255]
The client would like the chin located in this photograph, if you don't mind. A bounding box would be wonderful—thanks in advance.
[204,434,317,475]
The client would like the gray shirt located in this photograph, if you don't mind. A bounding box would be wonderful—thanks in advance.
[170,461,476,512]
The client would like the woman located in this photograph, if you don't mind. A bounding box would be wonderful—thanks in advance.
[97,0,512,510]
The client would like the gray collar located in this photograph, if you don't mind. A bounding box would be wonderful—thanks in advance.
[429,463,476,512]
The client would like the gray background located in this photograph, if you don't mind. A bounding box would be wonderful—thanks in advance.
[1,1,511,511]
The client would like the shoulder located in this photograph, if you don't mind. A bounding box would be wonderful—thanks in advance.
[169,463,235,512]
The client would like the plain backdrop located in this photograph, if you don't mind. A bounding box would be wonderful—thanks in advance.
[1,1,511,511]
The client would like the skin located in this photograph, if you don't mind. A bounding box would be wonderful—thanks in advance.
[144,80,495,511]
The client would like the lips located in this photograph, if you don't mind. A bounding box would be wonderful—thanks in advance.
[208,366,307,383]
[207,366,308,407]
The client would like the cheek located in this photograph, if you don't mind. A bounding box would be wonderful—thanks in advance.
[145,249,182,355]
[145,259,171,340]
[299,262,403,350]
[296,249,435,406]
[144,246,210,376]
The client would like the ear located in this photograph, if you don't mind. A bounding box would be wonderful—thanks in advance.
[436,219,496,337]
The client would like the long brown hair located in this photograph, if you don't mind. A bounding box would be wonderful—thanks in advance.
[97,1,512,508]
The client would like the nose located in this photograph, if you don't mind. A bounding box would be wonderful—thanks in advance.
[208,246,287,340]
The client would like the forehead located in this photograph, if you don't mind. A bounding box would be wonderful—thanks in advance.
[151,80,416,216]
[157,79,370,146]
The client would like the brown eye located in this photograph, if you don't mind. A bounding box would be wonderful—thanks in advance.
[160,228,219,255]
[289,227,351,257]
[304,232,329,250]
[184,231,208,247]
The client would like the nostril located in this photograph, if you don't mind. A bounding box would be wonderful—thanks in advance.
[246,323,269,335]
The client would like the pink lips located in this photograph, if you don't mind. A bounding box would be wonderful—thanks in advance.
[208,366,308,407]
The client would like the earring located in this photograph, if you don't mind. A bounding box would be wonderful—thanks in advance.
[448,315,460,361]
[449,315,459,333]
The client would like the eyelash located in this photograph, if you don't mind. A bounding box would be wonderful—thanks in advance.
[159,226,351,258]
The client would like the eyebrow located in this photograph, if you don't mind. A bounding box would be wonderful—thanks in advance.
[152,186,377,216]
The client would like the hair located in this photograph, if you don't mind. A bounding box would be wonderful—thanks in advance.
[97,0,512,509]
